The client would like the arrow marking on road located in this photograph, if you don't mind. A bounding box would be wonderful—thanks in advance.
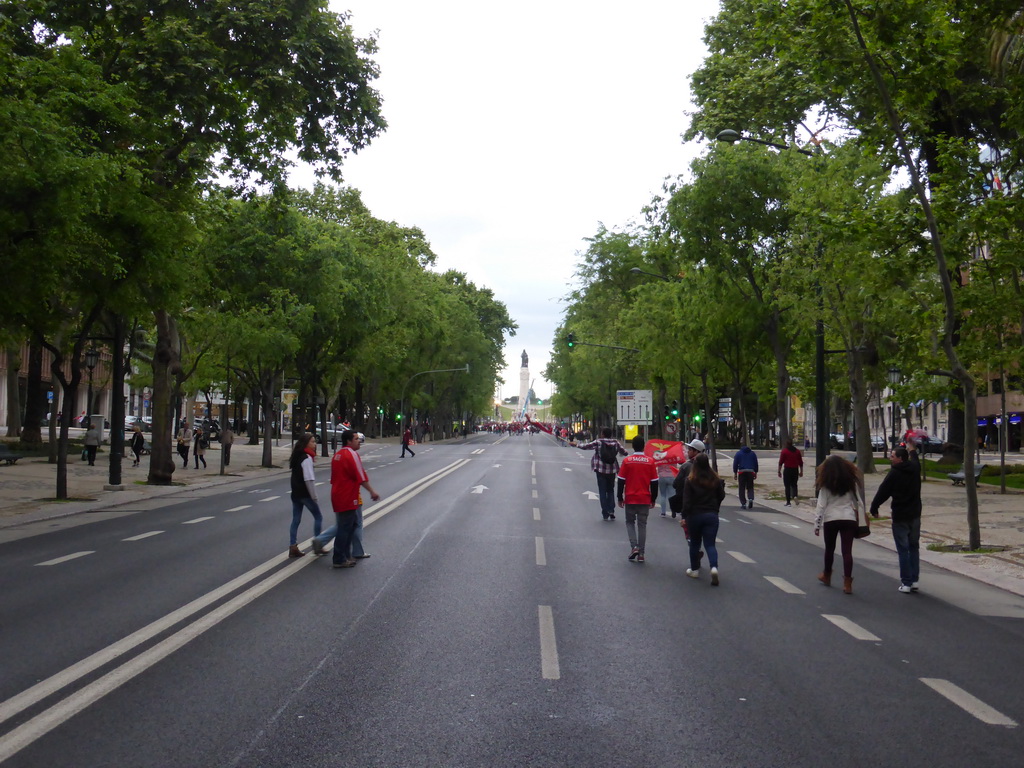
[563,467,573,472]
[582,491,599,500]
[471,485,488,494]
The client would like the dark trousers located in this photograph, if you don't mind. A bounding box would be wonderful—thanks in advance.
[401,442,415,457]
[782,467,800,502]
[86,445,97,466]
[737,472,755,505]
[823,519,857,578]
[332,509,359,565]
[223,444,231,466]
[595,472,616,518]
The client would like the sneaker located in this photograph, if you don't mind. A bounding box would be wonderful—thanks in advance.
[660,511,667,517]
[636,553,645,563]
[748,500,754,509]
[784,502,792,507]
[628,547,640,561]
[609,514,616,520]
[911,582,919,592]
[355,553,371,559]
[710,566,719,586]
[898,584,913,593]
[686,568,700,579]
[740,502,747,509]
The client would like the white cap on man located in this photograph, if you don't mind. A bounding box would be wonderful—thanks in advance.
[685,438,706,453]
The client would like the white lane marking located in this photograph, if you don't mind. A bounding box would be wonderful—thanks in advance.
[225,505,251,512]
[533,508,541,521]
[122,531,164,542]
[471,448,485,455]
[259,496,280,502]
[182,517,215,525]
[538,606,560,680]
[535,537,547,566]
[919,679,1018,727]
[35,552,94,567]
[531,477,537,485]
[564,467,572,472]
[719,516,731,523]
[532,490,538,499]
[0,459,476,757]
[738,519,752,524]
[314,481,326,486]
[0,553,321,763]
[771,521,801,529]
[821,614,881,641]
[470,485,488,494]
[531,461,536,477]
[727,551,756,563]
[765,577,805,595]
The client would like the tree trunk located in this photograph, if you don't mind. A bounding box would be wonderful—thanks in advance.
[848,353,876,474]
[148,309,180,485]
[261,374,275,467]
[5,344,22,439]
[107,316,125,486]
[22,339,46,448]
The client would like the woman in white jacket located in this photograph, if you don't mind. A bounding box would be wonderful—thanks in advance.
[813,455,864,594]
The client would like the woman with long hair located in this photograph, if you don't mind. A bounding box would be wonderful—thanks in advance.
[680,453,725,586]
[287,433,323,558]
[813,455,864,594]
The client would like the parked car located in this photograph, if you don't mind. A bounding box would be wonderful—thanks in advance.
[193,419,221,442]
[903,434,948,455]
[126,417,151,433]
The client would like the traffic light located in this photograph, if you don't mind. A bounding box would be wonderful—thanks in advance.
[694,412,703,425]
[537,399,544,405]
[396,414,402,421]
[565,332,576,348]
[664,405,671,421]
[670,400,679,417]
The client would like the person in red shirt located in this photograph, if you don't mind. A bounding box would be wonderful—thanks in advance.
[777,439,804,506]
[330,430,380,568]
[616,436,659,563]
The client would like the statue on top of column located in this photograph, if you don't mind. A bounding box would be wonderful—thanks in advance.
[521,350,528,368]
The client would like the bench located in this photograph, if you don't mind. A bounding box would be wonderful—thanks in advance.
[0,444,25,465]
[948,463,987,486]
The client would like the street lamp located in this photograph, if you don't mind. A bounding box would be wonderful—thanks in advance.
[85,347,99,422]
[888,366,901,450]
[716,128,826,465]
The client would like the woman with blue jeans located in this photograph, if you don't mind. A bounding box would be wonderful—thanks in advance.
[680,453,725,586]
[287,434,323,558]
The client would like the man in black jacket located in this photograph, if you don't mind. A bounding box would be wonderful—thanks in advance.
[870,446,923,593]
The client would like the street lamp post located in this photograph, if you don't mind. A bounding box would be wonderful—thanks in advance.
[716,129,827,466]
[85,348,99,422]
[888,366,901,451]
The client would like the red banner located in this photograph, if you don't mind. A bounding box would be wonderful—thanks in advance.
[644,439,685,475]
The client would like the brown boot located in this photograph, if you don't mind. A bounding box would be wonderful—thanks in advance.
[288,544,305,558]
[843,576,853,594]
[817,571,832,587]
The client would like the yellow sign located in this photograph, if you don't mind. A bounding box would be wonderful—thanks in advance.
[624,425,639,440]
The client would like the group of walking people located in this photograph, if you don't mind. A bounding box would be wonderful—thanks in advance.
[287,429,381,569]
[577,428,923,596]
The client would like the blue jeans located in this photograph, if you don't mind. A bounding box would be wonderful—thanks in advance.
[289,496,323,546]
[595,472,616,518]
[316,505,364,556]
[687,512,720,569]
[332,509,358,565]
[891,517,921,585]
[658,476,675,514]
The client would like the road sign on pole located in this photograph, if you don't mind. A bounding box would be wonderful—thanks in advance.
[616,390,653,425]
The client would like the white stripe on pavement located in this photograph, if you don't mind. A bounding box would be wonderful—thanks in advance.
[727,551,756,563]
[533,507,541,521]
[35,552,95,567]
[538,606,560,680]
[259,496,280,502]
[920,678,1018,727]
[225,505,251,512]
[122,531,164,542]
[182,517,215,525]
[535,537,546,566]
[764,577,805,595]
[821,614,881,641]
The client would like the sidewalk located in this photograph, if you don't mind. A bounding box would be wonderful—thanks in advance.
[2,437,1024,597]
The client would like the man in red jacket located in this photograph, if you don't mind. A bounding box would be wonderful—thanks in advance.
[617,436,659,563]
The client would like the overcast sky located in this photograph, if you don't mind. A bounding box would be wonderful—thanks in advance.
[298,0,723,400]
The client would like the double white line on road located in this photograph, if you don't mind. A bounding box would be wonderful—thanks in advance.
[0,459,472,764]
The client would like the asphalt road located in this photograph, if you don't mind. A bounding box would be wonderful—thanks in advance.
[1,432,1023,767]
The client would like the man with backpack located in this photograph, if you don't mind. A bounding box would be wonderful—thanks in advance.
[573,427,627,520]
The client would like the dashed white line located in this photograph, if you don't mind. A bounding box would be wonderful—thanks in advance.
[182,517,215,525]
[471,448,485,455]
[738,519,752,524]
[531,477,537,485]
[727,551,756,563]
[538,606,560,680]
[532,490,538,499]
[719,516,731,523]
[259,496,280,502]
[821,614,881,641]
[920,678,1018,727]
[531,461,536,477]
[535,537,547,566]
[35,552,95,567]
[533,507,541,521]
[122,531,164,542]
[764,576,805,595]
[225,505,251,512]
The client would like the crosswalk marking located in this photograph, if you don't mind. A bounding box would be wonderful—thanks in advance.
[920,678,1018,727]
[36,552,94,567]
[765,576,805,594]
[727,551,756,563]
[821,614,881,641]
[122,531,164,542]
[182,517,215,525]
